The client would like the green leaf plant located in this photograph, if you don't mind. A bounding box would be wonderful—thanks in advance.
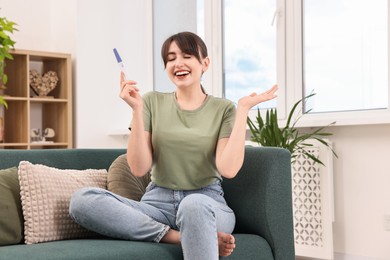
[247,92,338,166]
[0,13,18,108]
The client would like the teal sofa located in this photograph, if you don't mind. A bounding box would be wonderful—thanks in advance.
[0,147,294,260]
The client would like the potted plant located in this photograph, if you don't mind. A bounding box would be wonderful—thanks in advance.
[247,92,338,165]
[248,93,338,257]
[0,14,18,108]
[0,14,17,142]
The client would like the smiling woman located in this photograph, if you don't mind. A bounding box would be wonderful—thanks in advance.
[161,32,209,97]
[70,30,278,260]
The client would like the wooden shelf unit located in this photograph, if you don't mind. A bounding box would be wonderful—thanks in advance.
[0,49,72,149]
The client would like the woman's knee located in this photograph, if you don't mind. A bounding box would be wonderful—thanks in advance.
[176,194,217,232]
[178,194,214,217]
[69,187,105,217]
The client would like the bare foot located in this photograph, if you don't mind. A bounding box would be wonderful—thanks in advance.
[218,232,235,257]
[161,229,235,256]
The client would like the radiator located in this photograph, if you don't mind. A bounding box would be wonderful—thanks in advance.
[292,139,335,259]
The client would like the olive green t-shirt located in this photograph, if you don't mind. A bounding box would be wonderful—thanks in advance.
[139,91,236,190]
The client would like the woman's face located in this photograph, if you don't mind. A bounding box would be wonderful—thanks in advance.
[165,41,209,90]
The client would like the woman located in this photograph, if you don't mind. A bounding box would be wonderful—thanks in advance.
[70,31,278,259]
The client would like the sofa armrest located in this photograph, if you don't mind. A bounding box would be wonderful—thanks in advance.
[222,146,294,260]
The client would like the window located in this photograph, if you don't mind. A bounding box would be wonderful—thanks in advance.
[203,0,390,126]
[303,0,388,113]
[223,0,277,109]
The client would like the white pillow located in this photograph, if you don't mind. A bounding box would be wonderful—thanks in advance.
[18,161,108,244]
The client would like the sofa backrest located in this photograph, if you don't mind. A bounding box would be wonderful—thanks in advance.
[0,149,126,170]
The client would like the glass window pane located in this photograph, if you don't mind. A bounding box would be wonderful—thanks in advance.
[303,0,388,113]
[223,0,277,108]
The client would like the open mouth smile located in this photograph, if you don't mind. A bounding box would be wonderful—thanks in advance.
[175,70,190,78]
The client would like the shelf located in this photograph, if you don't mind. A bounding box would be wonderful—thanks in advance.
[3,96,28,101]
[0,143,29,147]
[0,143,29,150]
[30,98,68,103]
[0,49,73,149]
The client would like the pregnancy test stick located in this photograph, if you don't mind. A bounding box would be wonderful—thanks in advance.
[113,48,127,79]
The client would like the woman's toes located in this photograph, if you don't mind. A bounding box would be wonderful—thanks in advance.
[218,232,236,256]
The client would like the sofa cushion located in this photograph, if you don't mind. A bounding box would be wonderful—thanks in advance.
[18,161,108,244]
[0,167,24,245]
[0,234,272,260]
[107,154,150,201]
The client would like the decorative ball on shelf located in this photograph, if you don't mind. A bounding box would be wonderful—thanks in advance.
[29,70,59,97]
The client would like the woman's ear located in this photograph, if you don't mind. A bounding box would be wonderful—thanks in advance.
[202,57,210,73]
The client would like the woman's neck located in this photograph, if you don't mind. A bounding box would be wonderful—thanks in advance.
[175,87,207,110]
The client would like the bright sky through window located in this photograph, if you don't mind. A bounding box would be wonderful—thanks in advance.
[223,0,277,108]
[303,0,388,112]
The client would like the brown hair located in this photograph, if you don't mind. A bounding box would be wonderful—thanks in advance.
[161,31,208,68]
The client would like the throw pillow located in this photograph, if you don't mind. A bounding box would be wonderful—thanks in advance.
[107,154,150,201]
[18,161,108,244]
[0,167,24,245]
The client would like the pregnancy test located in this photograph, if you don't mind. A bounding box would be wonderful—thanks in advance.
[113,48,127,79]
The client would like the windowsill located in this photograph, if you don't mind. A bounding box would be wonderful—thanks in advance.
[248,107,390,128]
[107,129,130,136]
[293,109,390,127]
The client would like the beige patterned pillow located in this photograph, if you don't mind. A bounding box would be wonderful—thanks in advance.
[18,161,108,244]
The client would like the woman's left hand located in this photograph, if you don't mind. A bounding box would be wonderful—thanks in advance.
[237,84,278,111]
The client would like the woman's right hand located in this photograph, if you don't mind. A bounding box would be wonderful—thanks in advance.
[119,72,143,110]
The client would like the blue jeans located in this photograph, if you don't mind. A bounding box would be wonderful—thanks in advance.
[69,181,236,260]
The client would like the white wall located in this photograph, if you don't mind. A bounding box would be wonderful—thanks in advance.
[329,125,390,259]
[300,124,390,260]
[75,0,153,148]
[1,0,77,54]
[1,1,389,259]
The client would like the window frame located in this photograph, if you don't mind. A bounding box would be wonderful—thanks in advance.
[203,0,390,127]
